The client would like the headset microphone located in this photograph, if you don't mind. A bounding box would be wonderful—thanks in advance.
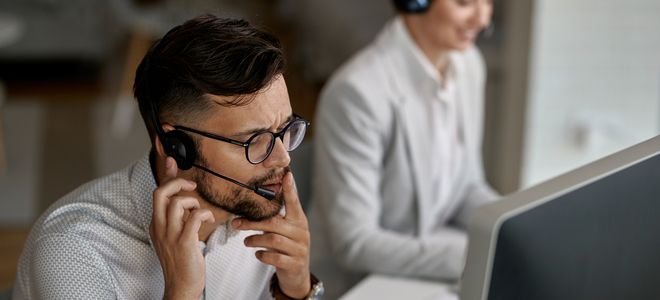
[192,164,276,200]
[143,60,276,201]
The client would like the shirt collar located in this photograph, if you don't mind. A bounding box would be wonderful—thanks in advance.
[391,15,457,92]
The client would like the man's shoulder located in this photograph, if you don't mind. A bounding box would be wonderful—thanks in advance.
[14,159,157,296]
[12,156,166,300]
[29,159,152,249]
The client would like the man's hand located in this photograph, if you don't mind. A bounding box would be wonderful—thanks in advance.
[231,172,312,299]
[149,157,215,300]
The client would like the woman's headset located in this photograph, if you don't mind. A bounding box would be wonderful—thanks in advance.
[394,0,430,13]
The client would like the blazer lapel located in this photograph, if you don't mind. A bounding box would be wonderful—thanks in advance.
[381,49,434,237]
[397,96,434,236]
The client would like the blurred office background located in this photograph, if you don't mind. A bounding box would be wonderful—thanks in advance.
[1,0,659,290]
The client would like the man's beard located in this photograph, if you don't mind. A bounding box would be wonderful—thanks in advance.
[193,155,288,222]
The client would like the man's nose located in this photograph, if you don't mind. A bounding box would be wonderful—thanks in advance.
[262,138,291,169]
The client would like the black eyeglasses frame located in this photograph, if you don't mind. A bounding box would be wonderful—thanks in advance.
[173,114,309,165]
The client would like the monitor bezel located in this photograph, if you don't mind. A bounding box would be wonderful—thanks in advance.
[460,135,660,300]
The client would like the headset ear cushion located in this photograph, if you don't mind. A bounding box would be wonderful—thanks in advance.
[164,130,196,170]
[394,0,429,13]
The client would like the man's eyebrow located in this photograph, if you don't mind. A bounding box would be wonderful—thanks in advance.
[231,114,296,139]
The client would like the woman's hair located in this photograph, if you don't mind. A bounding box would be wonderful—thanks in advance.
[133,13,286,146]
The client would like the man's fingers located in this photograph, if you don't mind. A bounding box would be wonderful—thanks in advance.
[166,196,201,235]
[281,172,305,221]
[181,209,215,240]
[232,217,308,240]
[255,250,302,271]
[154,178,197,202]
[152,178,197,233]
[244,233,305,257]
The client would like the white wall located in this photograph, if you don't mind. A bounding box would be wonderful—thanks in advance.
[521,0,660,188]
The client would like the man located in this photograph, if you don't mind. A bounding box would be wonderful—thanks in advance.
[310,0,498,298]
[13,14,323,300]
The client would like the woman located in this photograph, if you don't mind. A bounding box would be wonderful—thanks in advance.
[311,0,499,298]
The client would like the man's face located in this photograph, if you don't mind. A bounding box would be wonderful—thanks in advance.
[191,75,292,221]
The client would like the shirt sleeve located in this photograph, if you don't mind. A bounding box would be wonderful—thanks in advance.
[26,234,116,299]
[451,177,500,229]
[313,80,468,280]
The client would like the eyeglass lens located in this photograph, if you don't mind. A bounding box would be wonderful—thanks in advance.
[247,119,307,163]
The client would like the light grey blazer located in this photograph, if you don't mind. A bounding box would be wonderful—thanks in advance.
[310,17,498,298]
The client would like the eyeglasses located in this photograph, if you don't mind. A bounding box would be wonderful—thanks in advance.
[174,115,309,164]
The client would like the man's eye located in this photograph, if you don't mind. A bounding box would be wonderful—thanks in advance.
[277,122,292,132]
[250,134,270,145]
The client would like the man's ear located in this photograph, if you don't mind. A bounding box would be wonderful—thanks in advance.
[154,124,177,161]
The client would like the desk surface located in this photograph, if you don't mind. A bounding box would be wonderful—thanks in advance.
[339,274,458,300]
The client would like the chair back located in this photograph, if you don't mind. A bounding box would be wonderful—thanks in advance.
[289,140,313,212]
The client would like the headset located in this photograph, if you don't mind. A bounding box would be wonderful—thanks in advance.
[393,0,495,37]
[394,0,430,13]
[143,74,276,201]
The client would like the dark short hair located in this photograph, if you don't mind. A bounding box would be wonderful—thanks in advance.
[134,13,286,147]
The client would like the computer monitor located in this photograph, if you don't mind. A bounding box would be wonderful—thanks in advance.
[461,135,660,300]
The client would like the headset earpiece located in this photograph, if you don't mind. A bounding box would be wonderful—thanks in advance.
[143,46,197,172]
[163,130,196,170]
[394,0,430,13]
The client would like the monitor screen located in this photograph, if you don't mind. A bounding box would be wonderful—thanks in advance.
[461,136,660,300]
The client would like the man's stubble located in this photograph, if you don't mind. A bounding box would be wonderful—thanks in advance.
[193,154,288,222]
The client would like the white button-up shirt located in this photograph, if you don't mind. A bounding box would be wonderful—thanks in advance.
[13,152,275,300]
[401,17,467,229]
